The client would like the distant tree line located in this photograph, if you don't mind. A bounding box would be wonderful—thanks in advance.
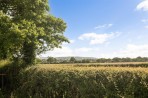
[96,57,148,63]
[37,56,148,64]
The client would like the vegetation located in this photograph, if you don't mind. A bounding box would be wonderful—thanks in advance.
[0,0,69,65]
[0,0,68,97]
[0,60,11,68]
[40,56,148,64]
[12,64,148,98]
[47,57,58,64]
[0,0,148,98]
[96,57,148,63]
[1,60,148,97]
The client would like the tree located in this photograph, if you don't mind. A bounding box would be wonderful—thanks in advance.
[96,58,108,63]
[69,57,76,63]
[112,57,122,62]
[47,57,57,64]
[0,11,23,60]
[82,59,90,63]
[0,0,69,65]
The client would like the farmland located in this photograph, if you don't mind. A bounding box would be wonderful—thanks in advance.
[1,0,148,98]
[14,63,148,98]
[0,62,148,97]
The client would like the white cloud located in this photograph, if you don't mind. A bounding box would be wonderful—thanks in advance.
[137,0,148,11]
[141,19,148,23]
[75,47,99,53]
[78,32,120,45]
[119,44,148,57]
[41,47,74,57]
[69,40,75,44]
[137,35,143,39]
[98,44,148,58]
[40,47,100,57]
[144,25,148,28]
[62,39,75,45]
[141,19,148,29]
[94,24,113,29]
[40,44,148,58]
[75,48,93,52]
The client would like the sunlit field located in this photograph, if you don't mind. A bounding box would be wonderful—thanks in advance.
[35,63,148,73]
[15,63,148,98]
[37,62,148,68]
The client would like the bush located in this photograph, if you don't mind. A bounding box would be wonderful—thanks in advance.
[0,60,22,97]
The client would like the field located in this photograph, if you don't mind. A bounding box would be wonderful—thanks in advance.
[42,62,148,67]
[14,63,148,98]
[35,64,148,72]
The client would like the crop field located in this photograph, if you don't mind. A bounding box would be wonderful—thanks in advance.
[14,63,148,98]
[42,62,148,67]
[34,64,148,72]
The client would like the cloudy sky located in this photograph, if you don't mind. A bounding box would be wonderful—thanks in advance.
[41,0,148,58]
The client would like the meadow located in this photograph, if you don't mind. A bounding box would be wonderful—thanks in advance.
[0,62,148,98]
[15,63,148,98]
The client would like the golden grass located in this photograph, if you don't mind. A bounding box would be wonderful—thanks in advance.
[31,64,148,73]
[19,63,148,98]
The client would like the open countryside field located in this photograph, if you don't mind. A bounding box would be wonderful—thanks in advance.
[15,63,148,98]
[36,63,148,72]
[42,62,148,67]
[1,0,148,98]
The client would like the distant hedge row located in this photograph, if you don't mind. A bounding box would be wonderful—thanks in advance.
[74,63,148,67]
[14,66,148,98]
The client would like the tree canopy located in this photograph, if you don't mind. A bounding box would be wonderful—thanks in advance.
[0,0,69,65]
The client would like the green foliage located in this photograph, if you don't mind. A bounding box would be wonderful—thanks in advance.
[0,60,11,68]
[81,59,90,63]
[96,57,148,63]
[69,57,76,63]
[13,65,148,98]
[40,57,148,64]
[47,57,57,64]
[0,11,22,59]
[0,61,22,97]
[36,58,42,64]
[0,0,69,65]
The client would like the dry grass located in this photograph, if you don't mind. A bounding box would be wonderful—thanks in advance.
[18,63,148,97]
[31,64,148,73]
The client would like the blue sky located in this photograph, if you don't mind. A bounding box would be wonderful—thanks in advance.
[41,0,148,58]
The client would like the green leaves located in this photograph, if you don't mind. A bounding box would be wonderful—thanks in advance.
[0,0,69,64]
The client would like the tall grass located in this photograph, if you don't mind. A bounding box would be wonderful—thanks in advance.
[14,64,148,98]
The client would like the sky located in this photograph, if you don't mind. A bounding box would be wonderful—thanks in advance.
[41,0,148,58]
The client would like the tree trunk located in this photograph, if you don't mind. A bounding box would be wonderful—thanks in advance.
[22,41,36,66]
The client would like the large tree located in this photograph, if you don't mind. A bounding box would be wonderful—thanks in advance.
[0,0,69,65]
